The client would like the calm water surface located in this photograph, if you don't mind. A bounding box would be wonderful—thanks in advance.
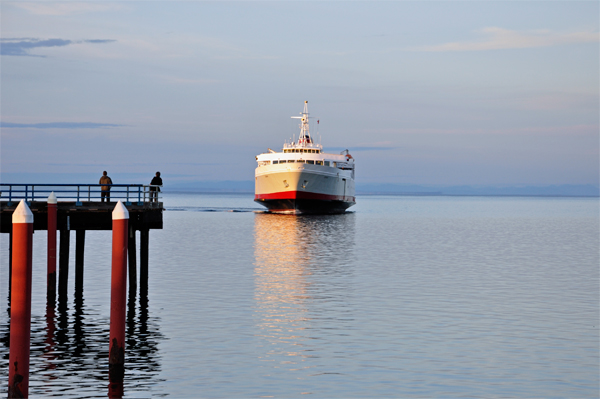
[1,194,598,397]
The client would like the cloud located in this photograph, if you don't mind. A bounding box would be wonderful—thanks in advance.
[350,147,397,151]
[0,38,116,57]
[12,3,124,16]
[159,76,220,85]
[365,125,598,136]
[1,122,124,129]
[85,39,116,44]
[329,146,396,152]
[516,92,597,111]
[411,27,599,52]
[1,38,72,56]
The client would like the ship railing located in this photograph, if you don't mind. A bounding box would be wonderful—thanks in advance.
[0,183,163,206]
[283,143,323,150]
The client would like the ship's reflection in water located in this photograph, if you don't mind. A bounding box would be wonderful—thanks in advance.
[0,286,164,397]
[253,212,356,381]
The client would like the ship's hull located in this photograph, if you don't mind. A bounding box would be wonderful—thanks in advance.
[255,164,355,214]
[255,192,355,214]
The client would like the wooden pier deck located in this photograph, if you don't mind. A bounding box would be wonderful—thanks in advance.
[0,201,163,233]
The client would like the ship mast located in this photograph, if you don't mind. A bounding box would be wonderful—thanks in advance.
[291,100,312,148]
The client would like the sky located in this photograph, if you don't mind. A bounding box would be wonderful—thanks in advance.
[1,1,598,187]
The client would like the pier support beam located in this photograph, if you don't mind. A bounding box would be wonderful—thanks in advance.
[140,229,149,296]
[59,229,70,298]
[128,227,137,298]
[75,230,85,293]
[8,201,33,398]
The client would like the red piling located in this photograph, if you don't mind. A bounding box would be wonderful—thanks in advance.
[47,192,57,301]
[108,201,129,397]
[8,200,34,398]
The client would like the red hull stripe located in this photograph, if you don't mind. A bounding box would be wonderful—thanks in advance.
[255,191,355,202]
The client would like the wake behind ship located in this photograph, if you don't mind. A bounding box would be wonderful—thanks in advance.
[255,101,356,214]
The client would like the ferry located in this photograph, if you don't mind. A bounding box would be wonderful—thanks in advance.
[255,101,356,214]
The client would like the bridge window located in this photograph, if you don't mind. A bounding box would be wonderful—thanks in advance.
[315,161,323,165]
[307,160,314,164]
[324,161,330,166]
[272,160,279,164]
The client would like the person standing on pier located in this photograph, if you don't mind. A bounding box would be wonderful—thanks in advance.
[100,171,113,202]
[150,171,162,202]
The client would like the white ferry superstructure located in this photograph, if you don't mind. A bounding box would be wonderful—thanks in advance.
[255,101,356,214]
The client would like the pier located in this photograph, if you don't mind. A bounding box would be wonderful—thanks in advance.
[0,183,163,298]
[2,183,163,396]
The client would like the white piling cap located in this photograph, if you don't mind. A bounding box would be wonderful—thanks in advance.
[48,191,57,204]
[13,200,34,224]
[112,200,129,220]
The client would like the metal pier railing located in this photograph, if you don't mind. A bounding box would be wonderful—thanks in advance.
[0,184,162,206]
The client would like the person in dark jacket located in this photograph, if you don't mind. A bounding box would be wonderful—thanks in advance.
[150,171,162,202]
[99,171,113,202]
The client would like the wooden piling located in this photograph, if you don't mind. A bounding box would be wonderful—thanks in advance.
[128,227,137,298]
[75,230,85,292]
[140,229,149,296]
[58,229,70,298]
[109,201,129,396]
[8,226,13,302]
[8,200,33,398]
[47,192,57,301]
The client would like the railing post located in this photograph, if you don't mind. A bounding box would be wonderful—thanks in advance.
[8,184,13,205]
[32,186,35,202]
[24,185,28,204]
[76,186,82,206]
[88,186,91,202]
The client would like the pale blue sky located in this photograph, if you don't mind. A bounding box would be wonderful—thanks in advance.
[1,1,598,186]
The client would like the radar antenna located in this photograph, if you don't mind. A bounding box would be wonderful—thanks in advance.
[291,100,313,147]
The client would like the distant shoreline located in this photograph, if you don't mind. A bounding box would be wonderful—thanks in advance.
[166,182,600,197]
[166,189,599,198]
[2,174,598,197]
